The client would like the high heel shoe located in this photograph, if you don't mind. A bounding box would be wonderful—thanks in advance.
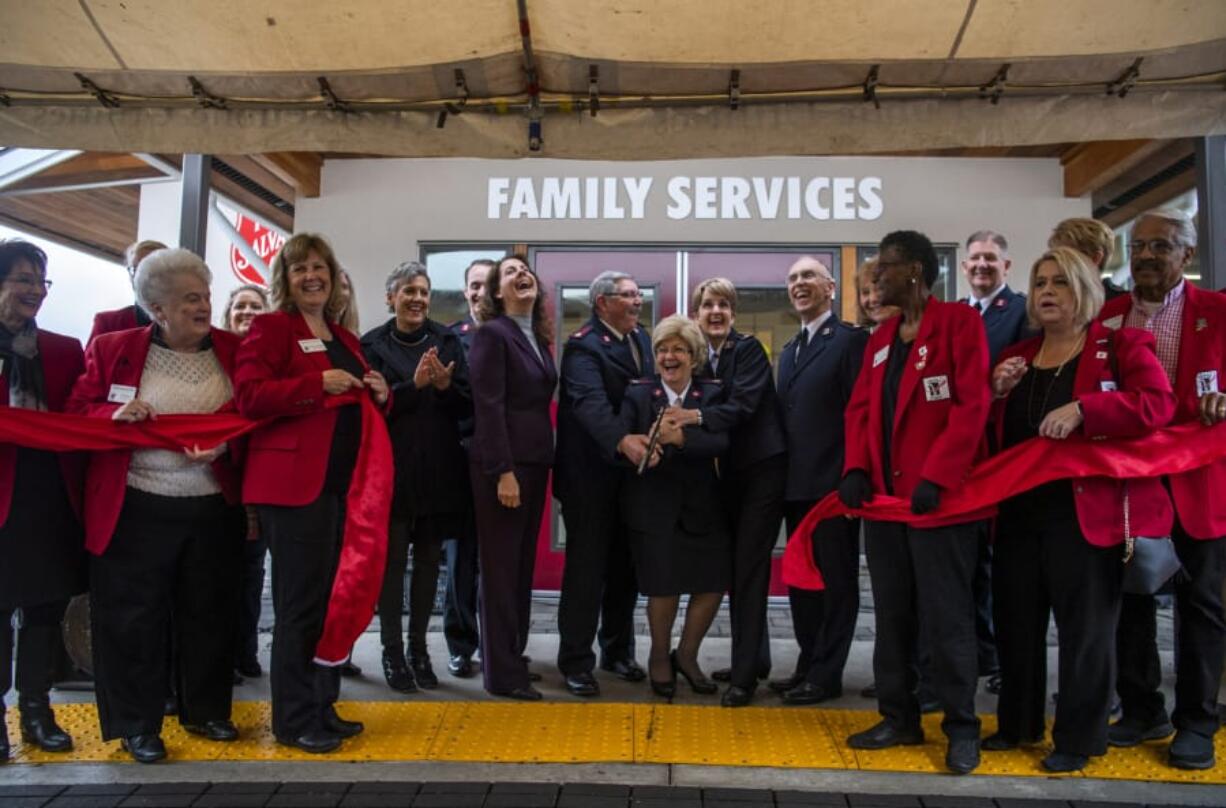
[671,650,718,695]
[648,657,676,702]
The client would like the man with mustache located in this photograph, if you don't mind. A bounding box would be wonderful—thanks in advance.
[1098,208,1226,770]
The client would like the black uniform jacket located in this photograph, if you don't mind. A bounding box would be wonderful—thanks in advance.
[695,328,787,474]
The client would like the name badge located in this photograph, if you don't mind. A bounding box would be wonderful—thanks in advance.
[1101,380,1118,392]
[1102,315,1124,330]
[922,375,951,402]
[872,346,889,368]
[107,384,137,404]
[1197,370,1219,396]
[298,338,326,354]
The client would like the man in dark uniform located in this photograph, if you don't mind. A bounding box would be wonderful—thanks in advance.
[773,257,869,705]
[957,229,1028,693]
[444,258,496,678]
[88,239,165,345]
[555,270,654,696]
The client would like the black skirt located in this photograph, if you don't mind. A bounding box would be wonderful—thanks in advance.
[629,524,731,597]
[0,448,85,610]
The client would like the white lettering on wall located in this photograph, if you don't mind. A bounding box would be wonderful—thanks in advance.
[487,175,886,221]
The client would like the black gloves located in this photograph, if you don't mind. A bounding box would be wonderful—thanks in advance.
[910,479,941,515]
[838,470,873,509]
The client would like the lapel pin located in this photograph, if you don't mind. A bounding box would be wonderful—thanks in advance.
[918,345,928,357]
[821,326,832,336]
[995,297,1005,307]
[1197,318,1208,332]
[601,334,611,343]
[915,360,927,371]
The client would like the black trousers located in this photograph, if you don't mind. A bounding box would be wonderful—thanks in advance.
[235,528,268,666]
[377,518,444,661]
[864,518,982,740]
[556,484,639,675]
[724,456,786,689]
[786,502,861,693]
[1,600,67,707]
[91,490,243,740]
[443,527,481,660]
[972,521,999,675]
[994,508,1122,756]
[260,496,345,740]
[473,464,548,692]
[1117,521,1226,737]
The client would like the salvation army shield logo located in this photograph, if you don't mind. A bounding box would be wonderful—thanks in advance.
[229,214,285,285]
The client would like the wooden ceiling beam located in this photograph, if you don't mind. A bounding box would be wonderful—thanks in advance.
[1061,139,1168,199]
[251,152,322,198]
[2,152,164,193]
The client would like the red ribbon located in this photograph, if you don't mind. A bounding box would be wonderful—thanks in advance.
[0,396,392,665]
[783,421,1226,591]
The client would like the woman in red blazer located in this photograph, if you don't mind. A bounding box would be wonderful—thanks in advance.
[0,240,85,761]
[988,247,1176,772]
[838,230,991,775]
[234,233,387,755]
[66,249,246,764]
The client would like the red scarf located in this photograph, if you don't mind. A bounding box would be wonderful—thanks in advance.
[0,395,392,665]
[783,421,1226,590]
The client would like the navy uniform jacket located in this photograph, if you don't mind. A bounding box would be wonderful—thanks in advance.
[960,284,1028,365]
[554,315,654,504]
[695,329,787,474]
[776,314,869,503]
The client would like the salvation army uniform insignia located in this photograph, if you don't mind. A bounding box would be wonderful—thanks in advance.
[915,344,928,370]
[601,334,612,343]
[460,322,471,333]
[570,325,593,340]
[922,375,951,402]
[994,297,1006,308]
[820,326,832,337]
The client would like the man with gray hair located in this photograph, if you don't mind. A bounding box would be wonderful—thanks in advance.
[88,239,169,345]
[554,270,654,697]
[1098,207,1226,770]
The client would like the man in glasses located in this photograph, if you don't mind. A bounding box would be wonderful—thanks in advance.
[1099,207,1226,770]
[555,270,653,696]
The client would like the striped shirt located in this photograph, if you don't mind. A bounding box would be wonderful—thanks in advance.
[1124,280,1185,383]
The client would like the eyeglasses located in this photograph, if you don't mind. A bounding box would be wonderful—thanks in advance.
[6,274,52,290]
[1129,239,1180,257]
[606,291,643,301]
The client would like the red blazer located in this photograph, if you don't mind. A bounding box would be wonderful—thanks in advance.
[88,306,141,346]
[234,310,375,506]
[1099,284,1226,539]
[844,296,994,527]
[0,329,86,527]
[992,323,1176,546]
[66,326,243,555]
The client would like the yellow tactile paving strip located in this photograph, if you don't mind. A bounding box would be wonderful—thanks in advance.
[6,701,1226,783]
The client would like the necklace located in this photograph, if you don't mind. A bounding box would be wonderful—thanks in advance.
[1026,331,1085,428]
[391,327,430,347]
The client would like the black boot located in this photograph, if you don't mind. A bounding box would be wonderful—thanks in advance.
[18,695,72,752]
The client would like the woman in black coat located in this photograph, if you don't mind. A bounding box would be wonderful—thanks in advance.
[467,255,556,700]
[0,240,85,760]
[361,262,472,693]
[619,314,730,700]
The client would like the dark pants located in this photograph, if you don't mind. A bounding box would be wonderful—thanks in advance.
[1,600,67,710]
[235,529,268,667]
[443,529,481,660]
[473,464,548,692]
[1117,521,1226,737]
[91,490,243,741]
[994,508,1122,756]
[972,521,999,674]
[260,496,345,740]
[786,502,861,693]
[378,518,444,661]
[724,456,786,689]
[556,483,639,675]
[864,518,982,741]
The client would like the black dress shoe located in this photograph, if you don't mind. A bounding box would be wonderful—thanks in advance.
[121,734,167,764]
[19,708,73,752]
[276,730,342,754]
[721,685,754,708]
[448,655,475,678]
[712,668,733,683]
[946,738,980,775]
[847,720,924,750]
[382,650,418,694]
[981,731,1042,751]
[491,685,543,701]
[410,656,439,689]
[324,707,364,738]
[781,682,840,706]
[984,673,1002,695]
[600,658,646,682]
[1107,716,1174,747]
[339,660,362,677]
[236,657,263,678]
[182,719,238,742]
[671,651,717,695]
[1170,728,1216,770]
[768,671,805,694]
[1042,750,1088,772]
[564,672,600,697]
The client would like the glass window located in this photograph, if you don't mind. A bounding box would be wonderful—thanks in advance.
[420,247,509,325]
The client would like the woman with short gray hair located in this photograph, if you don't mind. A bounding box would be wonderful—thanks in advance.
[360,261,472,693]
[68,248,247,763]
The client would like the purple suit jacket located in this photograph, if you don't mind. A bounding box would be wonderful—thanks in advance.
[468,315,557,476]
